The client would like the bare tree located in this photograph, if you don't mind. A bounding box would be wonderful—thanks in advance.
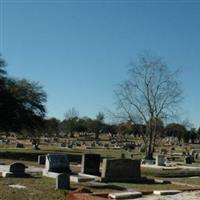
[115,53,182,159]
[64,107,79,120]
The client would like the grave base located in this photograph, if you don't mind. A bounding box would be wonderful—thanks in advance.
[100,176,154,183]
[70,175,95,183]
[78,173,100,181]
[42,169,60,178]
[2,172,29,178]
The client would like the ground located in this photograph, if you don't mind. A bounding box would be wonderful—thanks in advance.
[0,159,199,200]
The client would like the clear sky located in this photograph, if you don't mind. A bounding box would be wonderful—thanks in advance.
[0,0,200,126]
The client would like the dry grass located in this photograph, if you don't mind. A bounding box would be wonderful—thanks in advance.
[0,175,64,200]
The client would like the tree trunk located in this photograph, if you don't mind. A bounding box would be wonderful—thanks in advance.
[145,144,154,159]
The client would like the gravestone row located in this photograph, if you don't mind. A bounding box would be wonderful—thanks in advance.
[80,153,141,182]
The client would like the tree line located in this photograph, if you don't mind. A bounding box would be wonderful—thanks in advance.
[43,115,200,144]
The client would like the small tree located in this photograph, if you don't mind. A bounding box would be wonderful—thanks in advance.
[64,107,79,120]
[115,53,182,159]
[165,123,187,144]
[44,118,60,137]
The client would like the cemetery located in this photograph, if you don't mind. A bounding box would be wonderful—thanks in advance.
[1,2,200,199]
[0,135,200,199]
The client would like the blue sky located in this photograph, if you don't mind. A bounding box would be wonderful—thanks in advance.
[0,0,200,126]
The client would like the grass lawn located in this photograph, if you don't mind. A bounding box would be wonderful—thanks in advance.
[0,174,196,200]
[0,144,145,161]
[161,177,200,187]
[141,166,200,177]
[0,175,64,200]
[1,142,200,199]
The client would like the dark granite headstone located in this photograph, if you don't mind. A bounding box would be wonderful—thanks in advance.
[101,159,141,182]
[38,155,46,165]
[9,162,26,173]
[56,173,70,190]
[16,143,24,148]
[81,154,101,176]
[185,155,194,164]
[45,154,71,173]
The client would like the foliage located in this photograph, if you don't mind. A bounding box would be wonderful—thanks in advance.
[44,118,60,137]
[0,55,47,134]
[165,123,187,143]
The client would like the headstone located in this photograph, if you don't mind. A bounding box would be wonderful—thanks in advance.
[91,142,95,147]
[60,143,66,147]
[2,162,27,177]
[10,162,26,174]
[67,144,73,149]
[45,154,71,173]
[156,155,166,166]
[184,155,194,164]
[16,143,24,148]
[81,154,101,176]
[101,159,141,182]
[38,155,46,165]
[190,155,195,163]
[56,173,70,190]
[194,153,199,160]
